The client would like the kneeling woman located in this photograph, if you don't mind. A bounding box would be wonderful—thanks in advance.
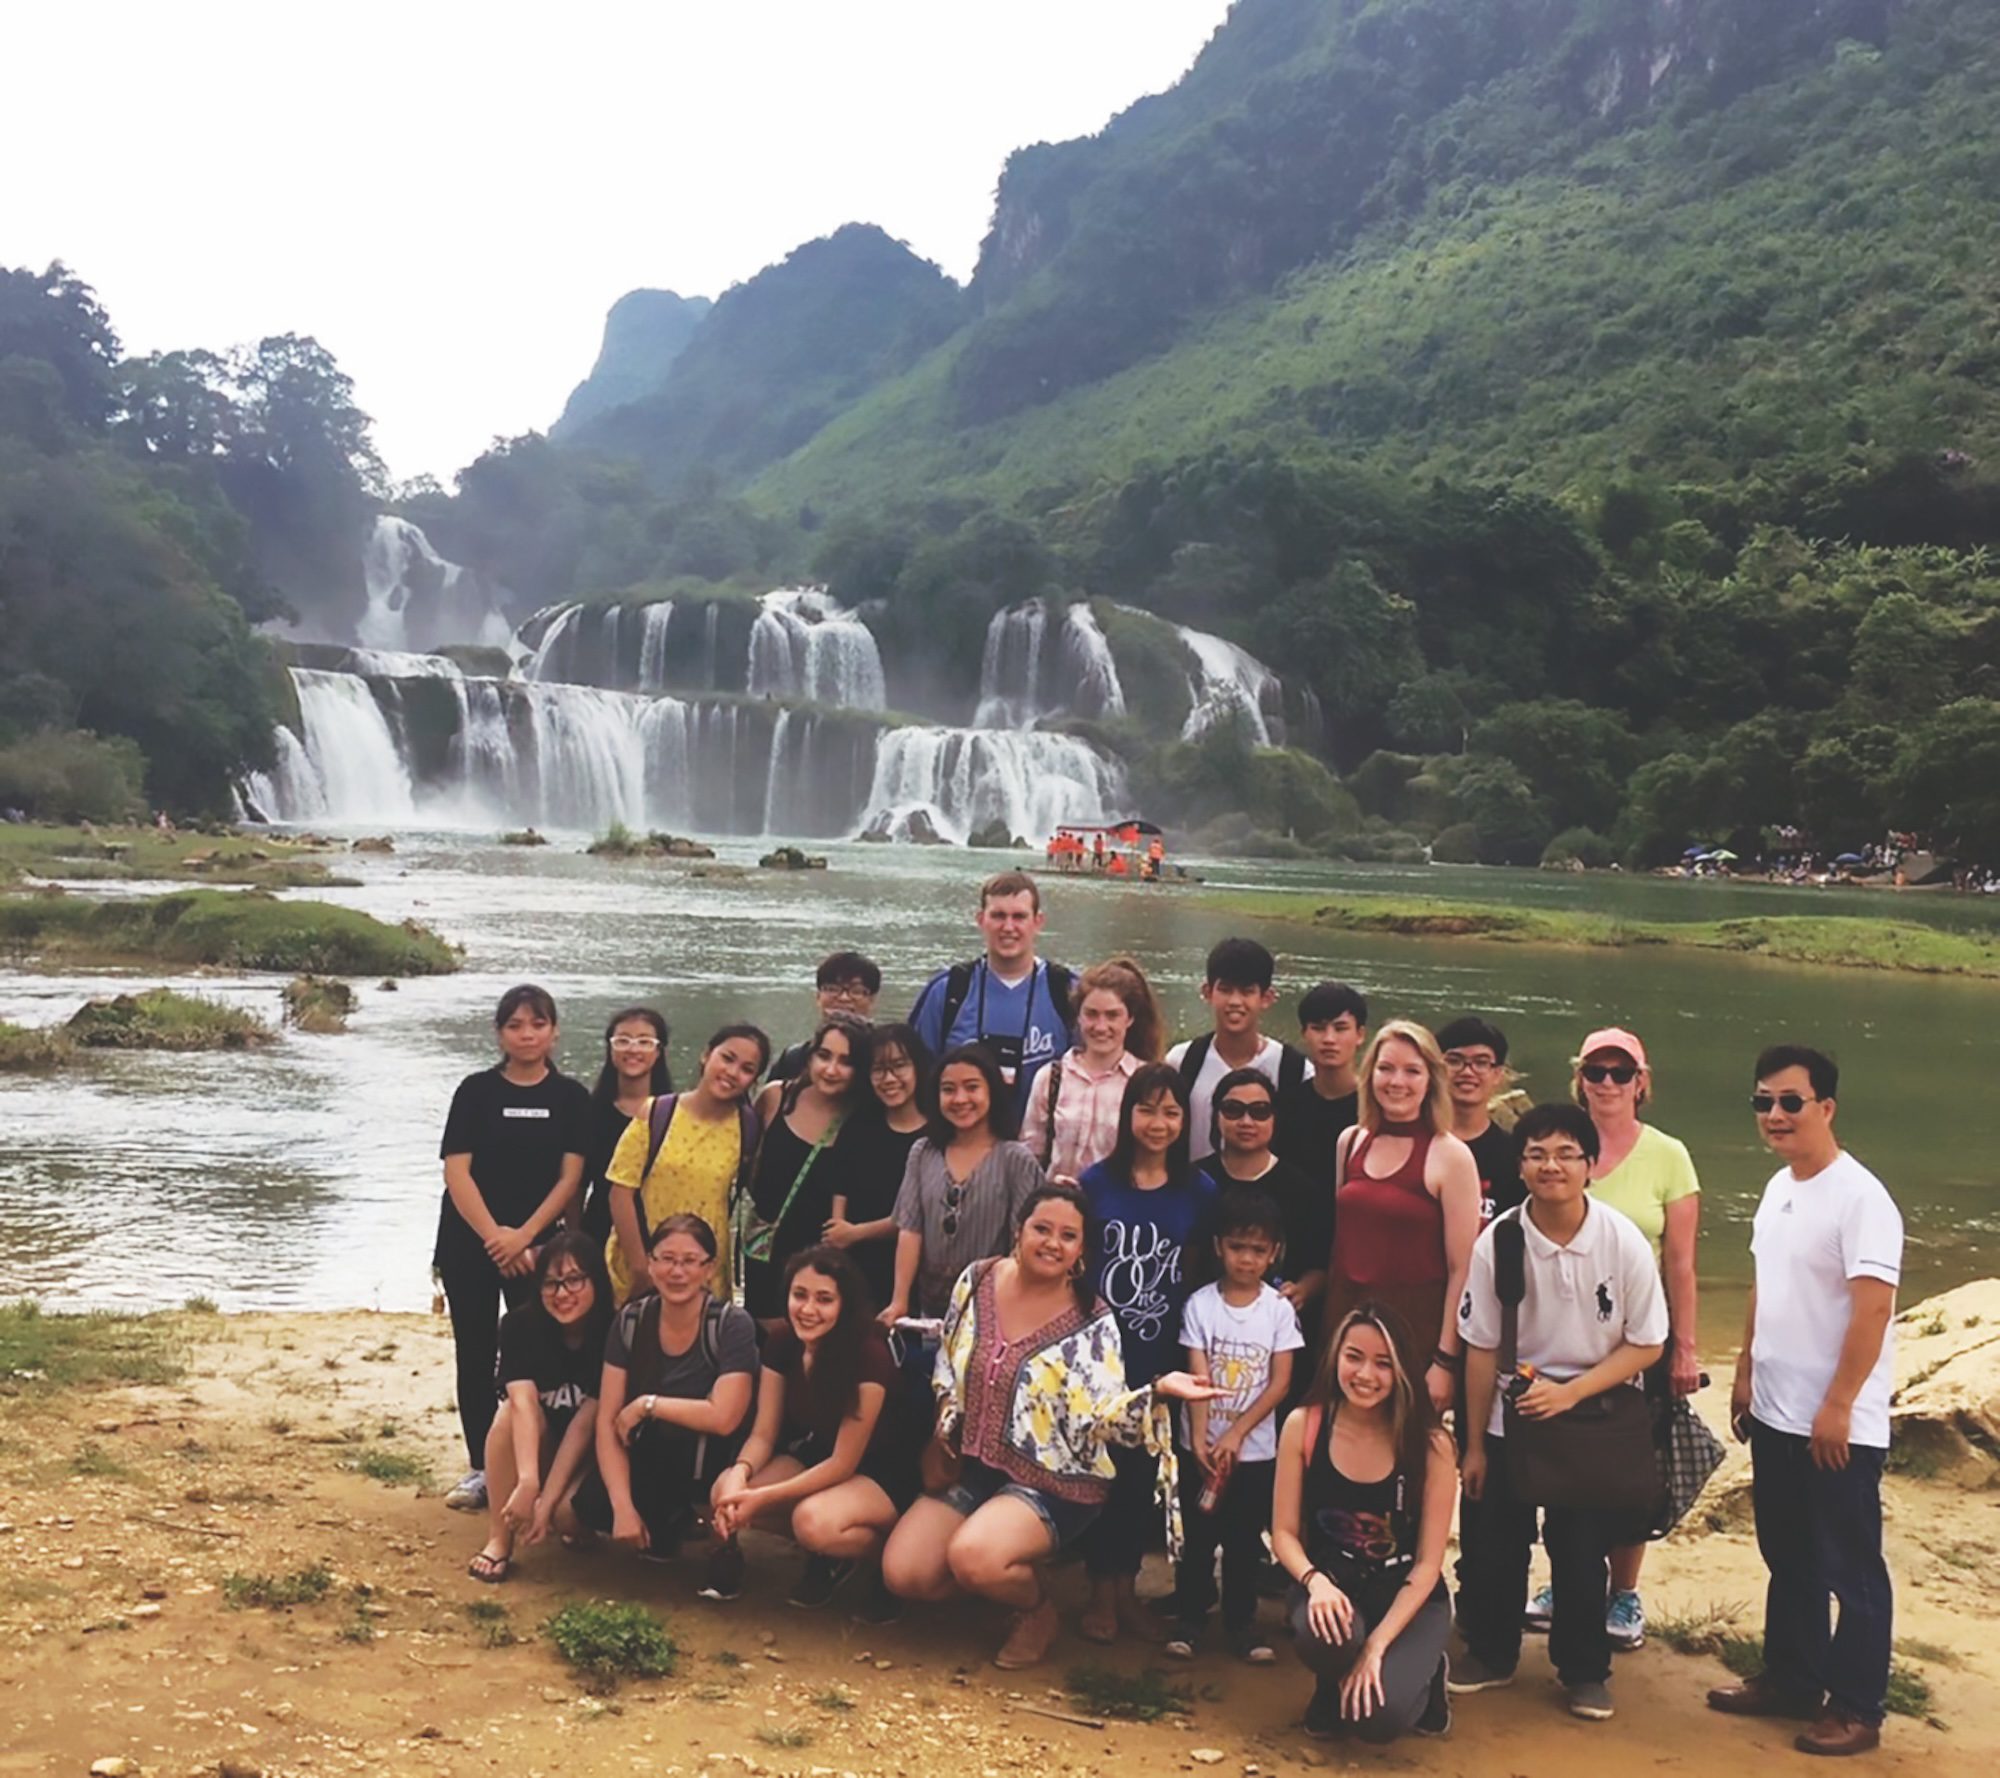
[881,1185,1218,1669]
[469,1232,614,1582]
[708,1246,918,1611]
[1271,1303,1456,1742]
[576,1214,760,1557]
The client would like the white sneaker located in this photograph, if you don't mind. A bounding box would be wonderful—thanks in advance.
[1523,1583,1554,1632]
[444,1470,487,1512]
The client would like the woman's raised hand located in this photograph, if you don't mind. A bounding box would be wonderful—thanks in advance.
[1151,1371,1225,1404]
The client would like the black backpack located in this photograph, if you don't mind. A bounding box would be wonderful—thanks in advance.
[1175,1031,1309,1100]
[935,957,1078,1044]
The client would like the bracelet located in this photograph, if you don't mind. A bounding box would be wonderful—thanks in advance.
[1299,1566,1326,1590]
[1430,1349,1463,1374]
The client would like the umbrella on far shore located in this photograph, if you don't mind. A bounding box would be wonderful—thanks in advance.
[1833,852,1866,865]
[1709,849,1739,862]
[1683,845,1706,857]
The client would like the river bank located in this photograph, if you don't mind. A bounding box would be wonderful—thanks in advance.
[1197,889,2000,982]
[1,1295,1990,1778]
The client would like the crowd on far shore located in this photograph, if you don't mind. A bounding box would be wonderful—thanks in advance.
[432,869,1905,1757]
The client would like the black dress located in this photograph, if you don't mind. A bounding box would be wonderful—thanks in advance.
[741,1113,836,1318]
[822,1116,924,1314]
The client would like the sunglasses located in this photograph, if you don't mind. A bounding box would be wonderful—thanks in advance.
[1217,1099,1275,1121]
[942,1178,967,1239]
[1751,1091,1817,1116]
[1580,1063,1638,1086]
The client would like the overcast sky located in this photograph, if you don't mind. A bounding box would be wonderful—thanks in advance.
[6,1,1234,483]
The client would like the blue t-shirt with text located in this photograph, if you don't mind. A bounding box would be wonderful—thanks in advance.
[1077,1161,1219,1386]
[909,959,1073,1120]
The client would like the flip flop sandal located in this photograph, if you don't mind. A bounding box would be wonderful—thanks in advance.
[467,1551,511,1584]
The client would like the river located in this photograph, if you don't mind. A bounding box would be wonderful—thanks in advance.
[2,836,1994,1322]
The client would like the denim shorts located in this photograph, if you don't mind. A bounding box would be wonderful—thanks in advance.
[941,1456,1104,1551]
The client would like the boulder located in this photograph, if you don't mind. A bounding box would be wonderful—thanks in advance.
[1891,1279,2000,1474]
[350,835,395,854]
[758,846,828,871]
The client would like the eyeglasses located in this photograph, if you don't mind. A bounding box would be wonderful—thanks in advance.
[1579,1063,1638,1086]
[1522,1148,1591,1167]
[610,1036,660,1052]
[820,983,875,1004]
[650,1251,711,1272]
[1444,1052,1497,1073]
[871,1058,914,1078]
[1217,1099,1275,1121]
[541,1272,591,1297]
[1751,1091,1817,1116]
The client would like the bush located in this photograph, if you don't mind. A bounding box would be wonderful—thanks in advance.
[283,975,357,1032]
[1543,825,1617,868]
[1430,821,1484,864]
[544,1600,680,1693]
[0,1019,74,1070]
[66,988,272,1051]
[0,730,147,823]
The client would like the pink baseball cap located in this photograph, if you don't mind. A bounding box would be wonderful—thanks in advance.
[1577,1027,1648,1071]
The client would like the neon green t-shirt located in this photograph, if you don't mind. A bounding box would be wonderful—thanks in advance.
[1590,1122,1699,1249]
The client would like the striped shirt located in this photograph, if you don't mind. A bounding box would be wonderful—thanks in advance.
[1021,1049,1141,1182]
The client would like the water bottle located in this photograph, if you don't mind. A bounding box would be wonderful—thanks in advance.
[1197,1451,1234,1514]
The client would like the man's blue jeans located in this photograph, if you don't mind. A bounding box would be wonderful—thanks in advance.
[1750,1416,1893,1724]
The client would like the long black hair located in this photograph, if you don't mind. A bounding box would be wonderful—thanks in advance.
[864,1022,933,1108]
[1107,1060,1192,1185]
[922,1042,1012,1147]
[780,1244,874,1425]
[1207,1063,1277,1158]
[525,1230,614,1358]
[592,1004,673,1106]
[1013,1182,1099,1317]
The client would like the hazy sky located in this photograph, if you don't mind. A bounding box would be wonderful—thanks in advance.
[6,1,1234,483]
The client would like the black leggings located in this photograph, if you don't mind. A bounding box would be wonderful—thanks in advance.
[437,1247,530,1468]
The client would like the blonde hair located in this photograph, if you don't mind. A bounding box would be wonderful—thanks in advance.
[1357,1019,1453,1134]
[1570,1042,1651,1111]
[1073,954,1167,1062]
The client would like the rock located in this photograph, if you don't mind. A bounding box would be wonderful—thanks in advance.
[130,1603,161,1620]
[62,1555,85,1569]
[498,829,549,847]
[90,1761,137,1777]
[218,1760,264,1778]
[1189,1752,1225,1765]
[376,979,399,992]
[350,836,395,854]
[1892,1279,2000,1472]
[965,820,1016,850]
[140,1582,167,1599]
[758,845,827,871]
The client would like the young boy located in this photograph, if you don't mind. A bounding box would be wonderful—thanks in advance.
[769,950,881,1083]
[1168,938,1310,1162]
[1273,980,1366,1185]
[1434,1015,1519,1228]
[1167,1188,1303,1663]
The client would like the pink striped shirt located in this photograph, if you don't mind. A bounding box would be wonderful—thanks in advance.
[1021,1048,1141,1181]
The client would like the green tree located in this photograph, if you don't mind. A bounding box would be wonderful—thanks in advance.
[0,262,119,428]
[1889,699,2000,859]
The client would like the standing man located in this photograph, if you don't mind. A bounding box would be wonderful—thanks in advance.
[1709,1044,1902,1758]
[908,871,1074,1122]
[1435,1017,1521,1229]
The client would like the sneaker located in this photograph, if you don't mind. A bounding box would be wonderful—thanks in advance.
[1163,1620,1202,1661]
[853,1570,904,1626]
[1227,1624,1277,1665]
[1522,1583,1554,1632]
[444,1470,487,1512]
[697,1538,745,1602]
[1415,1656,1452,1738]
[788,1556,854,1610]
[1606,1589,1646,1651]
[1566,1679,1615,1721]
[1303,1680,1344,1739]
[1795,1707,1882,1757]
[1707,1675,1824,1721]
[1446,1653,1515,1694]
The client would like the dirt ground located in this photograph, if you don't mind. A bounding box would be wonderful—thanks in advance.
[2,1309,1994,1778]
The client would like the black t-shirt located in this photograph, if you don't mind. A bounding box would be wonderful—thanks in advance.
[436,1067,592,1263]
[1465,1121,1523,1228]
[582,1096,640,1243]
[496,1307,600,1425]
[1274,1081,1358,1196]
[822,1116,924,1312]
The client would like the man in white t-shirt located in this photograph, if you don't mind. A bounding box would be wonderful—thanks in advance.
[1166,937,1309,1161]
[1453,1102,1667,1724]
[1709,1045,1901,1759]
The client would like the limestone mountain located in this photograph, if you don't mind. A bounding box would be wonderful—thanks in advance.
[552,288,714,437]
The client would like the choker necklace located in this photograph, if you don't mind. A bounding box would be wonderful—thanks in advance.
[1378,1116,1424,1137]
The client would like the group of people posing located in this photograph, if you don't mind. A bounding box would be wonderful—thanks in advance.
[436,870,1904,1758]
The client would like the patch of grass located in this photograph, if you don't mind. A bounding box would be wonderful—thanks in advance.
[350,1446,433,1488]
[262,1415,294,1436]
[0,1019,75,1070]
[1896,1637,1963,1670]
[809,1687,856,1711]
[753,1725,815,1749]
[1657,1617,1934,1719]
[282,973,357,1033]
[1065,1665,1194,1722]
[1886,1442,1945,1479]
[69,1441,136,1481]
[711,1648,746,1668]
[182,1294,218,1314]
[543,1600,679,1694]
[336,1613,377,1645]
[0,886,458,976]
[1885,1664,1934,1719]
[0,822,356,889]
[464,1600,518,1647]
[1651,1601,1753,1656]
[223,1562,334,1609]
[0,1301,184,1391]
[65,988,272,1051]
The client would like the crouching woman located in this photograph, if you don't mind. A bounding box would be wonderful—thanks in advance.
[1270,1303,1456,1740]
[880,1184,1219,1669]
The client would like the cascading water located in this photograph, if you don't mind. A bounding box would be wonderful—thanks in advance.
[746,589,887,709]
[975,599,1127,727]
[1174,624,1284,744]
[638,601,675,691]
[253,669,418,821]
[862,729,1126,845]
[523,603,587,684]
[358,516,512,654]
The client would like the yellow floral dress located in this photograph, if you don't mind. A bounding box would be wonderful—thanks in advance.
[603,1100,744,1301]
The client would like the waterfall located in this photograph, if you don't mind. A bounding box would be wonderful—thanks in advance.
[524,603,586,683]
[862,729,1126,845]
[358,516,511,653]
[702,605,720,690]
[638,601,675,691]
[1173,623,1283,745]
[241,724,325,823]
[975,599,1126,726]
[344,648,463,679]
[746,589,886,709]
[265,669,418,821]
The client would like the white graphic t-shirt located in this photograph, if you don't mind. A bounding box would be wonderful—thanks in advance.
[1178,1281,1305,1462]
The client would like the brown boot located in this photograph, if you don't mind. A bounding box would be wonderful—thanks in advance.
[994,1595,1060,1670]
[1707,1674,1823,1721]
[1795,1709,1881,1757]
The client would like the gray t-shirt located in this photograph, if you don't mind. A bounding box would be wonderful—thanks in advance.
[604,1295,760,1401]
[892,1137,1045,1315]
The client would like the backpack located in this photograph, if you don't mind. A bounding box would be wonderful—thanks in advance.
[936,957,1078,1046]
[634,1092,761,1249]
[620,1289,727,1374]
[1176,1032,1308,1100]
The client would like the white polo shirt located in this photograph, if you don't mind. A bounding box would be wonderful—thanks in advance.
[1750,1150,1903,1448]
[1461,1197,1669,1439]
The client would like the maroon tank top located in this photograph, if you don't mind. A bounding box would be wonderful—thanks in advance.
[1333,1127,1445,1288]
